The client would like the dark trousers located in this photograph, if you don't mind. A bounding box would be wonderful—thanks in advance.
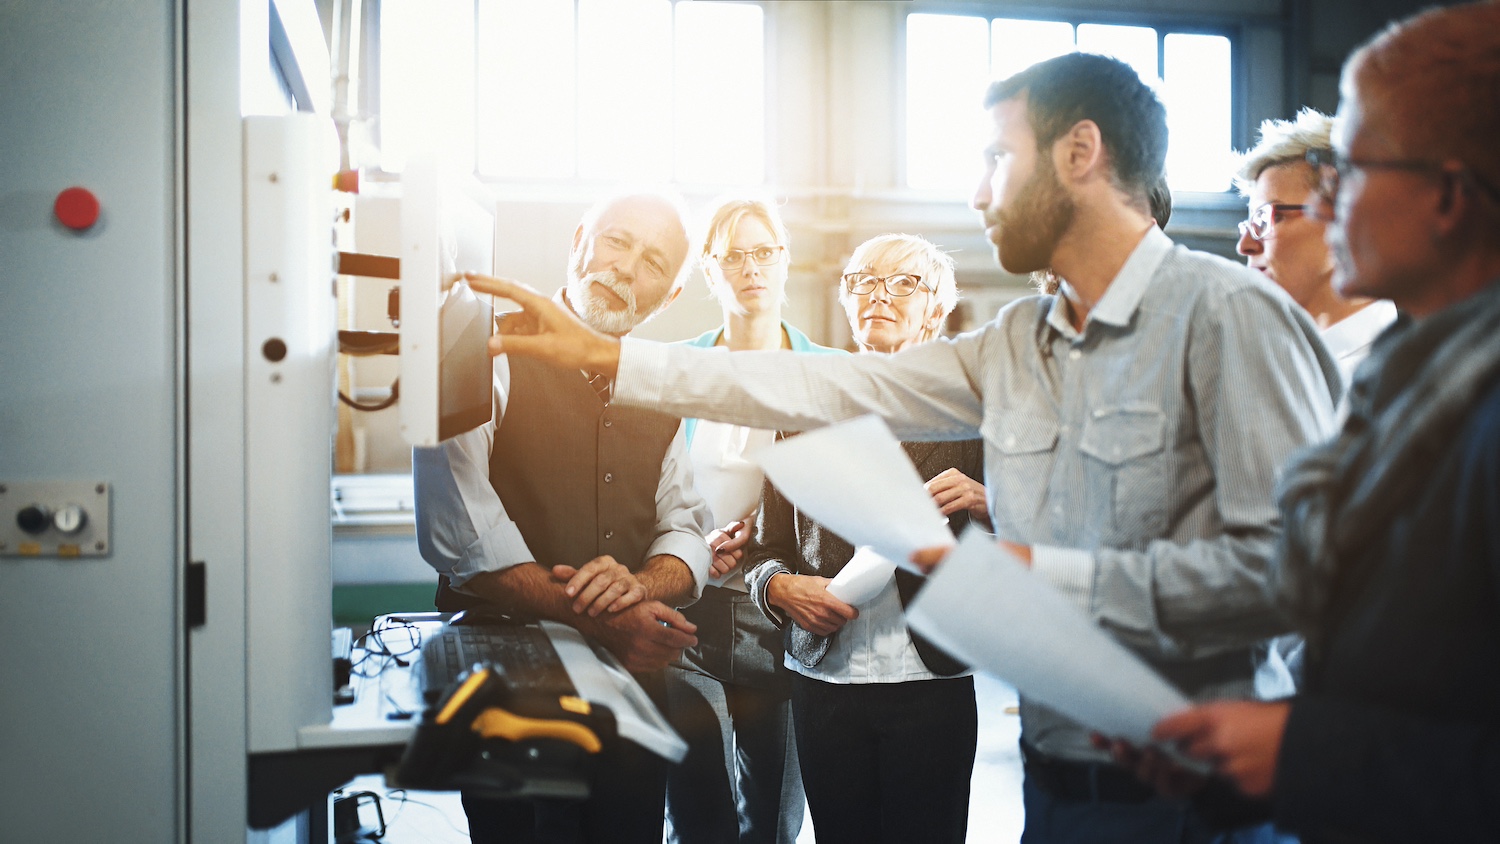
[665,587,803,844]
[790,672,977,844]
[1020,748,1217,844]
[462,672,670,844]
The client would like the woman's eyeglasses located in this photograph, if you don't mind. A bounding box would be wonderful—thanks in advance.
[842,273,929,297]
[716,245,785,269]
[1238,203,1307,241]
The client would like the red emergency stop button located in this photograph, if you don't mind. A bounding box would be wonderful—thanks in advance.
[54,187,101,231]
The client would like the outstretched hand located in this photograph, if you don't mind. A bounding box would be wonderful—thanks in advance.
[461,272,623,376]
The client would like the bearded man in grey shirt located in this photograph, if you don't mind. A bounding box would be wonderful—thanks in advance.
[465,53,1339,844]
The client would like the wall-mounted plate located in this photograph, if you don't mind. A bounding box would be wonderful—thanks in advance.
[0,480,111,557]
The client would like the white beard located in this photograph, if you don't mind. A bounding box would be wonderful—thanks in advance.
[568,270,642,336]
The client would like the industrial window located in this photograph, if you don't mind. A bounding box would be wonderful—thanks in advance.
[906,13,1234,194]
[378,0,766,185]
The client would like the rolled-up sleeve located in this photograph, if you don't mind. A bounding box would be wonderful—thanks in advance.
[412,420,539,589]
[412,353,539,590]
[647,422,715,600]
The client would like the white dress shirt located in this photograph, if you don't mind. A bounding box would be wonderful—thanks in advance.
[1322,299,1399,389]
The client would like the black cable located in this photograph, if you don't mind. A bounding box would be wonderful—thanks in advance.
[339,378,400,412]
[351,617,423,678]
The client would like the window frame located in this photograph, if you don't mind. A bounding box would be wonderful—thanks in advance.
[898,3,1254,197]
[360,0,772,191]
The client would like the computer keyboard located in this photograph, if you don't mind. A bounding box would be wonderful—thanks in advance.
[420,622,578,703]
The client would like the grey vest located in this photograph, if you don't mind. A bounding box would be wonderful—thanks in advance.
[435,354,681,612]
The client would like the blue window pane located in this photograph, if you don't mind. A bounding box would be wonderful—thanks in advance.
[991,18,1075,83]
[576,0,673,181]
[906,13,990,192]
[475,0,575,179]
[379,0,476,174]
[675,2,765,185]
[1164,33,1233,192]
[1076,23,1158,84]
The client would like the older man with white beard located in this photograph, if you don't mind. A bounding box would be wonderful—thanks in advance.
[413,191,715,844]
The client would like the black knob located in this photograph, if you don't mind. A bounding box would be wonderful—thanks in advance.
[16,505,50,535]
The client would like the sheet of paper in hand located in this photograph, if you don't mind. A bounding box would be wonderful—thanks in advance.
[827,546,898,606]
[752,414,953,572]
[907,527,1203,767]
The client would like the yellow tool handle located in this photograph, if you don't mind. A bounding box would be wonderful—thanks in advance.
[470,707,603,754]
[435,670,492,725]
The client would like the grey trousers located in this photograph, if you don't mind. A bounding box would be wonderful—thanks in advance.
[664,586,804,844]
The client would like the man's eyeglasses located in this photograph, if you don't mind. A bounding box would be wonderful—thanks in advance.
[842,273,929,297]
[716,244,785,269]
[1304,147,1500,205]
[1238,203,1307,242]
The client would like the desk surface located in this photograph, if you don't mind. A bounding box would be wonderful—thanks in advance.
[299,614,687,762]
[297,615,441,750]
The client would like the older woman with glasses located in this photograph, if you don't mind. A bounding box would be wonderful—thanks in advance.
[663,197,842,844]
[1235,109,1397,392]
[741,233,990,844]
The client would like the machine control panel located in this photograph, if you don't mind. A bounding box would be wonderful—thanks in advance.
[0,481,111,557]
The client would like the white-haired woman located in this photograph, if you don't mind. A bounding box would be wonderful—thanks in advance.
[743,234,989,844]
[664,197,842,844]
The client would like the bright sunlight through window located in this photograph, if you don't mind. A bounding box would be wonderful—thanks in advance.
[906,14,1235,194]
[379,0,475,174]
[383,0,763,184]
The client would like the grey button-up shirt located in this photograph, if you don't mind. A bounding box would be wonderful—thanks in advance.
[616,227,1339,761]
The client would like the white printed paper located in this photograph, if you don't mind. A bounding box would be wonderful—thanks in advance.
[906,529,1194,749]
[826,546,898,606]
[752,415,953,572]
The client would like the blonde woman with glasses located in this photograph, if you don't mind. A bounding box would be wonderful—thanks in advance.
[663,197,841,844]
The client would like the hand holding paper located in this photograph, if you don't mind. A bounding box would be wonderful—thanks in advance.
[826,546,898,606]
[906,528,1198,754]
[752,415,953,572]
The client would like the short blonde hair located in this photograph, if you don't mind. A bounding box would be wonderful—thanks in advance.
[699,196,790,277]
[1233,109,1333,197]
[839,233,959,320]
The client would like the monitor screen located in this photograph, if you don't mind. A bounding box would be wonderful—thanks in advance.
[398,159,496,446]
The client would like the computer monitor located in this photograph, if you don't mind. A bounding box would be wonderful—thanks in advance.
[397,159,497,446]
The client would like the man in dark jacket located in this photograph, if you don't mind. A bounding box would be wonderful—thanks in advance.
[1107,5,1500,841]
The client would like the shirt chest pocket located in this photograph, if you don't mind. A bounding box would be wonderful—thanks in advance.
[982,412,1059,537]
[1079,405,1169,538]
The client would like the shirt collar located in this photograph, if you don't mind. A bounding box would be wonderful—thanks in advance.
[1321,299,1398,360]
[1040,225,1173,345]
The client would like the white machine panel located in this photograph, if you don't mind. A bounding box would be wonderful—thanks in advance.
[244,114,337,753]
